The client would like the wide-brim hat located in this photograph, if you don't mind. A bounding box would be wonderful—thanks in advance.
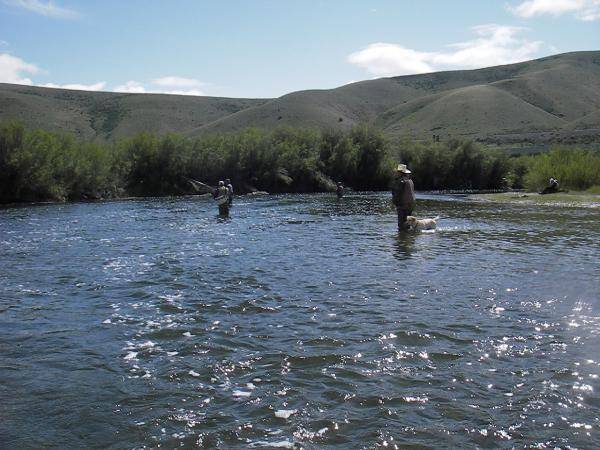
[396,164,411,174]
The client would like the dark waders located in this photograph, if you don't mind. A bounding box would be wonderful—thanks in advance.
[397,208,412,230]
[218,203,229,216]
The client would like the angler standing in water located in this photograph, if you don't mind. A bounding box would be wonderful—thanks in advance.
[215,181,230,216]
[225,178,234,205]
[186,177,231,216]
[336,181,345,198]
[391,164,416,230]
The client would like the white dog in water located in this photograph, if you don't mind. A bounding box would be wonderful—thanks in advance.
[405,215,439,231]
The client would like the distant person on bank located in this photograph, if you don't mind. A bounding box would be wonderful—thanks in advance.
[225,178,234,205]
[391,164,416,230]
[540,176,559,194]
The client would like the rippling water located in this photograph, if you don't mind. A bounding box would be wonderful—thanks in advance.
[1,193,599,449]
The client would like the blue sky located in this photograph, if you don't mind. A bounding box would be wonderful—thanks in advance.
[0,0,599,98]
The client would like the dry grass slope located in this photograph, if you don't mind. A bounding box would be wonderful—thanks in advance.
[184,51,600,139]
[376,84,567,137]
[1,51,599,141]
[0,83,267,140]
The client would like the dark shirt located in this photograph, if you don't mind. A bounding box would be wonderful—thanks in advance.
[391,176,416,210]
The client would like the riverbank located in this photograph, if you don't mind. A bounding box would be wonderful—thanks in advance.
[468,191,600,208]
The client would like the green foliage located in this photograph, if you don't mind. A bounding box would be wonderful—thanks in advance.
[585,185,600,195]
[390,138,510,190]
[0,121,25,201]
[1,121,535,203]
[506,157,529,189]
[0,121,121,202]
[522,146,600,191]
[121,133,192,195]
[349,125,390,190]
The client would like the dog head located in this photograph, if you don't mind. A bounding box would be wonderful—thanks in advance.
[405,216,418,227]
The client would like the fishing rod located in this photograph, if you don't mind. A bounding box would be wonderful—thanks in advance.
[184,176,216,194]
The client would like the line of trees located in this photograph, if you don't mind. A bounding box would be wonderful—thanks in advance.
[1,121,598,204]
[0,122,393,203]
[392,139,512,191]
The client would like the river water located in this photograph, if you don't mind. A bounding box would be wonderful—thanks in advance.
[1,193,599,449]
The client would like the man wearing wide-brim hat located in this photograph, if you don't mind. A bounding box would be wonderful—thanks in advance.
[391,164,416,230]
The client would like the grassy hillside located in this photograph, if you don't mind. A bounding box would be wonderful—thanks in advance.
[568,110,600,129]
[193,51,600,140]
[191,79,427,134]
[1,51,599,141]
[375,84,567,137]
[0,83,267,140]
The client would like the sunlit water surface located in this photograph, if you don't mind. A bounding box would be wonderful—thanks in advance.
[1,193,599,449]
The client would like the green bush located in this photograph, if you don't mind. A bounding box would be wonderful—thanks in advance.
[585,185,600,194]
[1,121,524,203]
[390,138,510,190]
[523,146,600,191]
[0,122,121,202]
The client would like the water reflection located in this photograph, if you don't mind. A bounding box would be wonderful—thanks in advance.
[392,231,418,259]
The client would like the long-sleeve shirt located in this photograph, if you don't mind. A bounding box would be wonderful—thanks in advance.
[391,177,416,210]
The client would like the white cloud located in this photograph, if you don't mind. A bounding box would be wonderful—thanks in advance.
[0,50,207,96]
[347,24,543,77]
[348,44,433,76]
[0,52,105,91]
[114,77,207,96]
[3,0,80,19]
[152,76,205,89]
[508,0,600,21]
[0,52,38,84]
[158,89,206,96]
[431,25,543,69]
[114,80,146,93]
[42,81,106,91]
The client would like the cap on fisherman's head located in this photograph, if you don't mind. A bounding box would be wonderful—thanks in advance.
[396,164,411,174]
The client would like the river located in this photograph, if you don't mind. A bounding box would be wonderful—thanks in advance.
[1,193,599,449]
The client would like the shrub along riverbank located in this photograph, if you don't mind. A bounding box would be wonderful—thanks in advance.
[520,147,600,191]
[1,121,598,204]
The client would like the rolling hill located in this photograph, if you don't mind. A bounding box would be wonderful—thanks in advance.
[0,83,267,140]
[1,51,599,142]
